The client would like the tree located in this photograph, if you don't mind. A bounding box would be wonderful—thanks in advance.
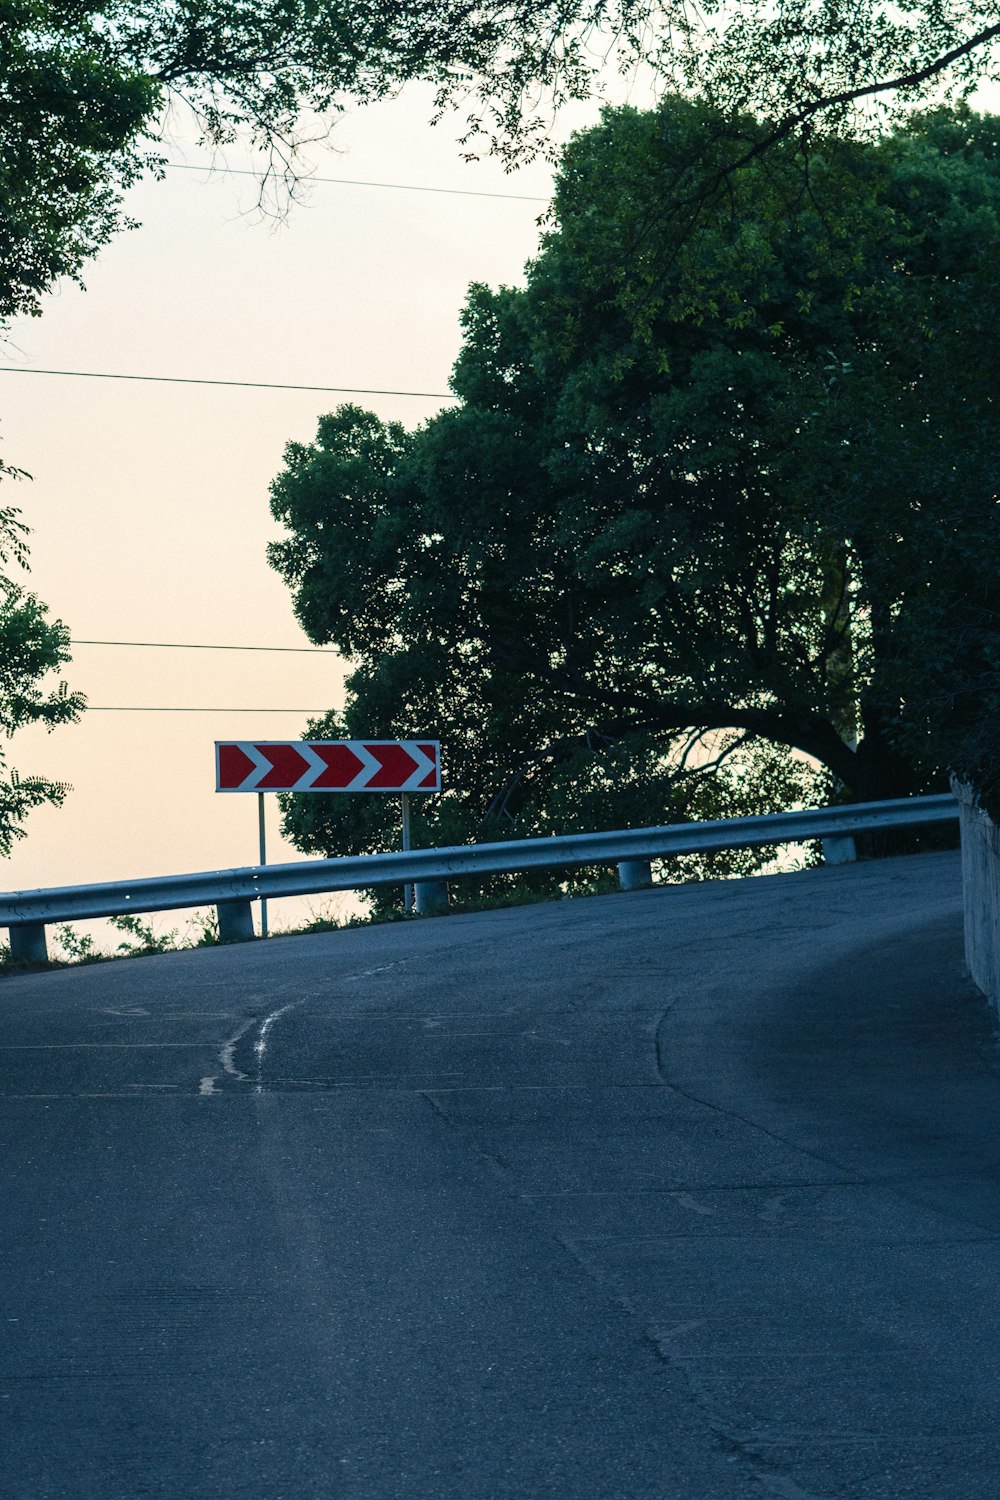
[127,0,1000,170]
[267,100,1000,871]
[0,464,84,856]
[0,0,432,329]
[6,0,1000,339]
[0,0,160,326]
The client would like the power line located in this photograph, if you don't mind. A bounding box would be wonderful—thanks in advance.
[0,368,455,398]
[72,639,336,654]
[86,706,330,712]
[165,161,549,203]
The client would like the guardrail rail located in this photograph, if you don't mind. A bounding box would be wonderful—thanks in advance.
[1,793,959,962]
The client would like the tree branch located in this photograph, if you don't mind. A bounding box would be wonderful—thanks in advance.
[721,21,1000,179]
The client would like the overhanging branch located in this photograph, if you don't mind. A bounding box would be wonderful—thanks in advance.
[720,21,1000,178]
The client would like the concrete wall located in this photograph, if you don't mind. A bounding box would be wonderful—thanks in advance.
[954,778,1000,1007]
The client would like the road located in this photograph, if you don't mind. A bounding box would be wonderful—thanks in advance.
[1,849,998,1499]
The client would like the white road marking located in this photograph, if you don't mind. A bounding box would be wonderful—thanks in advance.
[217,1016,259,1084]
[199,957,417,1095]
[254,1002,301,1091]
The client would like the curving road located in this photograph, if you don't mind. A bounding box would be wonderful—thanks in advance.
[2,849,998,1498]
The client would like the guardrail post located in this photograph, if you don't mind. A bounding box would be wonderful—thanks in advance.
[7,924,48,963]
[821,835,857,865]
[216,899,256,943]
[414,880,449,916]
[618,859,653,891]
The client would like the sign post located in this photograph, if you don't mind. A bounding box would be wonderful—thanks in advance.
[258,792,268,938]
[401,791,413,914]
[215,739,442,927]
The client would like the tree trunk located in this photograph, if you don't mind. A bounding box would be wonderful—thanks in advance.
[850,709,952,856]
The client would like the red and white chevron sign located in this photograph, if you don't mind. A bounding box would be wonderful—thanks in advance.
[215,740,441,794]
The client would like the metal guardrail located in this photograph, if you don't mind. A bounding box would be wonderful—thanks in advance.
[1,793,958,962]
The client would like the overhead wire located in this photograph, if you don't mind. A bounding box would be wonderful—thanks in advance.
[16,152,527,718]
[72,639,335,654]
[75,638,339,708]
[85,707,330,712]
[164,161,550,203]
[0,368,454,398]
[1,161,544,398]
[74,642,340,711]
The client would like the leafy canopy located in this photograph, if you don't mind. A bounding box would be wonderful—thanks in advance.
[0,0,461,328]
[5,0,1000,333]
[268,100,1000,880]
[0,464,84,855]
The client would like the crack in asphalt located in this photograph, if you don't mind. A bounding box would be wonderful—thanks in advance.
[653,1006,858,1178]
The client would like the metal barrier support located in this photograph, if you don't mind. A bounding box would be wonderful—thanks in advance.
[822,835,857,865]
[414,880,449,916]
[8,923,47,964]
[216,899,256,944]
[618,859,653,891]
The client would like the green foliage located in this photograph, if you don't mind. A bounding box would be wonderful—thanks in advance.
[276,718,818,917]
[0,470,84,856]
[53,923,100,962]
[16,910,218,968]
[186,908,220,946]
[0,0,483,329]
[270,100,1000,860]
[108,913,179,955]
[515,99,1000,803]
[0,0,159,325]
[4,0,1000,337]
[284,913,341,936]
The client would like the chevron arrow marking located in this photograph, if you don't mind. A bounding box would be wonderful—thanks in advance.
[215,740,441,793]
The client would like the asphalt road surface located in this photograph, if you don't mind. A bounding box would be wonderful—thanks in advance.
[2,849,998,1499]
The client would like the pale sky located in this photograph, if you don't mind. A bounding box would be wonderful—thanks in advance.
[0,85,604,943]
